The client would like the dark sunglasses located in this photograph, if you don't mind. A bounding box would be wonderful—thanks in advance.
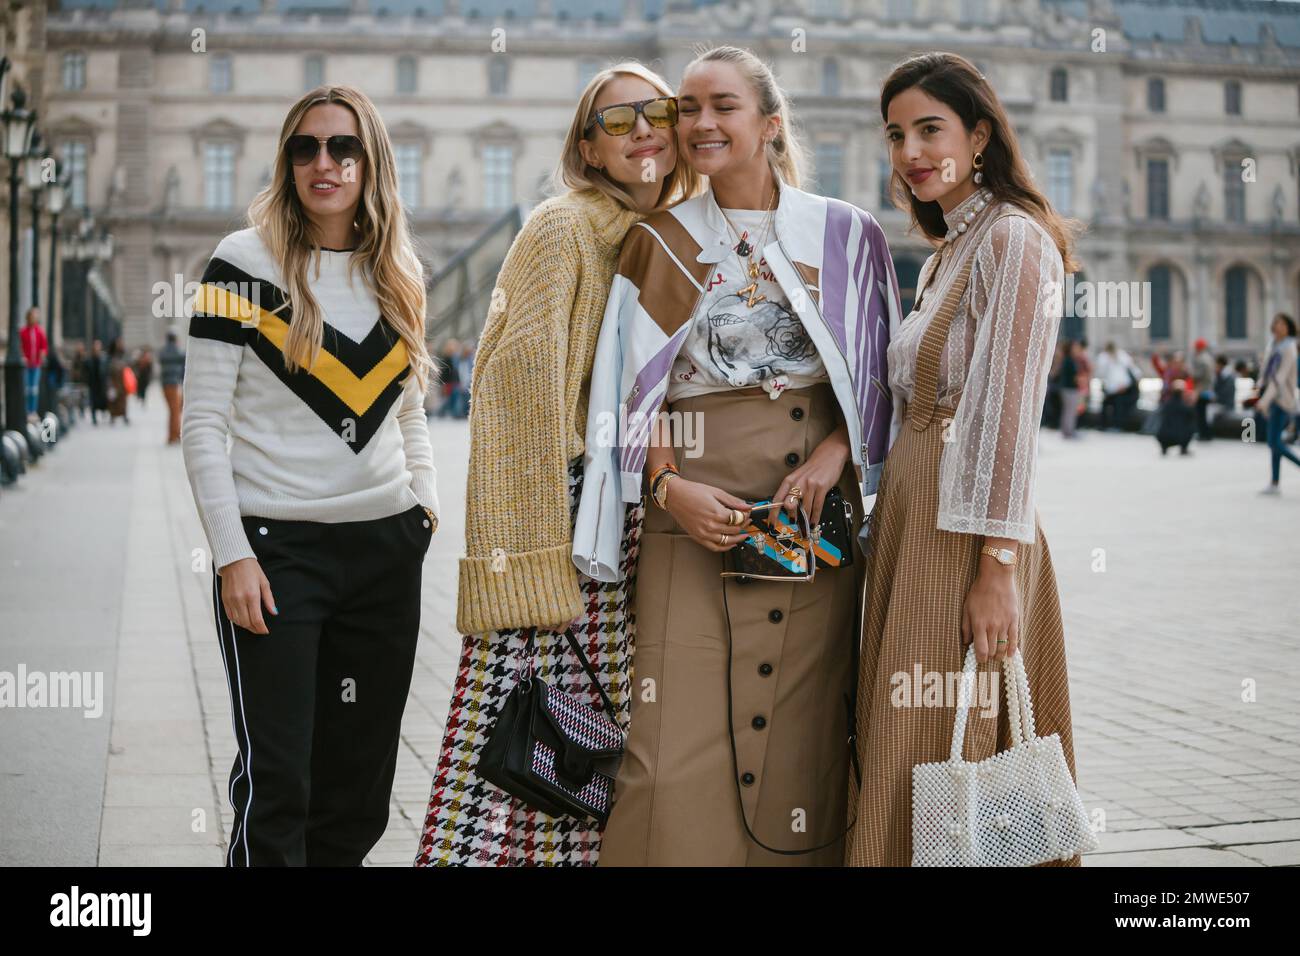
[284,134,365,167]
[584,96,679,137]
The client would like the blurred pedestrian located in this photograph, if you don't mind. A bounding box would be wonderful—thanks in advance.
[159,331,186,444]
[434,338,461,418]
[86,339,109,425]
[1191,338,1215,441]
[134,346,155,408]
[1096,341,1142,431]
[1155,379,1196,456]
[1054,338,1082,438]
[1213,354,1236,412]
[107,336,131,425]
[1254,313,1300,495]
[19,307,46,417]
[454,339,474,418]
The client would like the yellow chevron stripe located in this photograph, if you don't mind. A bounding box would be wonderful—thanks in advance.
[194,283,408,417]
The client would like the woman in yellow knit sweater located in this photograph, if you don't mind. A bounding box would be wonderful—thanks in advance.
[415,63,700,865]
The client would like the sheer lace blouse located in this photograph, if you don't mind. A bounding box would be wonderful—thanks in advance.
[887,195,1065,543]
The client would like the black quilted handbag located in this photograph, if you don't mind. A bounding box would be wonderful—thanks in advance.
[478,628,625,825]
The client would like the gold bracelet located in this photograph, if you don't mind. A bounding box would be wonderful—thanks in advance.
[653,472,678,511]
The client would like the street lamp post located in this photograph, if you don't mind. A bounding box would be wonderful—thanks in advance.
[38,164,65,416]
[25,133,44,311]
[3,87,37,434]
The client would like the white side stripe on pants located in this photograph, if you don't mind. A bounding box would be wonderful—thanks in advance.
[213,573,254,867]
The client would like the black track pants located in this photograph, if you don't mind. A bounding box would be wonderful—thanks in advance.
[212,503,431,866]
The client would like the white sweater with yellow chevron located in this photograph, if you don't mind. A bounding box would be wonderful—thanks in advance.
[181,227,439,571]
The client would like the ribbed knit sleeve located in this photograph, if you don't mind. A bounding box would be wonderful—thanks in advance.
[456,200,586,635]
[181,241,255,573]
[397,373,440,528]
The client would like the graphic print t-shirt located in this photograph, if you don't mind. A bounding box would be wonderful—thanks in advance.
[667,207,828,403]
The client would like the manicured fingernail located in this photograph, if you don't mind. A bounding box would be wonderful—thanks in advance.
[271,605,278,614]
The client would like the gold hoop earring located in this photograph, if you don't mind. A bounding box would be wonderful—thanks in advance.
[972,151,985,185]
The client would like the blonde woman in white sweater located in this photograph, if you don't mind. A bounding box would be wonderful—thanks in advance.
[181,86,438,866]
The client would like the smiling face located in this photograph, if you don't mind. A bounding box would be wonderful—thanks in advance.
[290,103,365,230]
[885,86,989,207]
[676,60,779,181]
[577,75,678,190]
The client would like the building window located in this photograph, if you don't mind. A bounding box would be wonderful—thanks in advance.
[62,140,89,209]
[1049,68,1068,103]
[396,56,417,95]
[483,144,514,209]
[210,54,232,94]
[878,156,896,210]
[1224,80,1242,116]
[1146,158,1169,220]
[886,0,910,19]
[304,55,324,91]
[1147,77,1165,112]
[62,52,87,92]
[488,58,509,97]
[961,0,990,22]
[1148,265,1171,340]
[1224,159,1246,223]
[821,58,841,97]
[395,143,422,209]
[204,141,236,211]
[1224,266,1248,339]
[1047,148,1073,215]
[577,58,601,94]
[815,142,844,199]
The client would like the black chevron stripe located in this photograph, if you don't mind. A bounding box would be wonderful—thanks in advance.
[200,256,404,378]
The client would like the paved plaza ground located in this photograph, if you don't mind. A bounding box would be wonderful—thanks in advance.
[1,394,1296,866]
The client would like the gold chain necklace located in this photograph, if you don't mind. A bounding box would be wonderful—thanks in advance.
[718,187,778,308]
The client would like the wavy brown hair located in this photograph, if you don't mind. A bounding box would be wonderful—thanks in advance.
[880,53,1082,273]
[247,85,432,391]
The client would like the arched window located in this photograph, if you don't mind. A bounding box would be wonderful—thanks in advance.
[1050,68,1068,103]
[1224,266,1248,339]
[1148,265,1171,340]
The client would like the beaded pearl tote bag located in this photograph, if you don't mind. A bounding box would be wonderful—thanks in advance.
[911,647,1097,866]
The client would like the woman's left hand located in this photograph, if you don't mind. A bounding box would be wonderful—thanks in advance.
[962,566,1019,664]
[773,424,851,526]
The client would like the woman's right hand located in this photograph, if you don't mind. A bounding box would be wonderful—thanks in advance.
[664,478,752,553]
[218,557,278,635]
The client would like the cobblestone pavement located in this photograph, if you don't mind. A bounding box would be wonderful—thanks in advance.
[1,394,1295,865]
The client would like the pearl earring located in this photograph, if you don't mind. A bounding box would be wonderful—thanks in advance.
[972,150,985,185]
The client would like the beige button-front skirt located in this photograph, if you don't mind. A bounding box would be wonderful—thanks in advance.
[598,383,865,866]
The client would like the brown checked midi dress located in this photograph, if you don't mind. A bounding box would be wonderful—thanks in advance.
[845,199,1082,867]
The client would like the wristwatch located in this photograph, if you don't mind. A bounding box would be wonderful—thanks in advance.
[981,546,1016,567]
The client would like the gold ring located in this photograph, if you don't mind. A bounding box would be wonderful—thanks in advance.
[728,509,743,526]
[719,533,728,546]
[996,639,1008,644]
[788,487,803,500]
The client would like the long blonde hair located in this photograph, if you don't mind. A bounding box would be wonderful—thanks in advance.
[553,61,701,211]
[683,46,809,189]
[247,85,433,391]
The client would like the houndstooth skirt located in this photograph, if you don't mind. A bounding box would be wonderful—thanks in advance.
[415,456,644,866]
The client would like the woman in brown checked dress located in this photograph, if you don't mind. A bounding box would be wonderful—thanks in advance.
[846,53,1085,867]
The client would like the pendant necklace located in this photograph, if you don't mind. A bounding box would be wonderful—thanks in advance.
[719,188,778,309]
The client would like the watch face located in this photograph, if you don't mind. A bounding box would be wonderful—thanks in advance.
[998,549,1014,565]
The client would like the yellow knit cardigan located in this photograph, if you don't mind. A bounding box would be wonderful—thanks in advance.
[456,188,641,635]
